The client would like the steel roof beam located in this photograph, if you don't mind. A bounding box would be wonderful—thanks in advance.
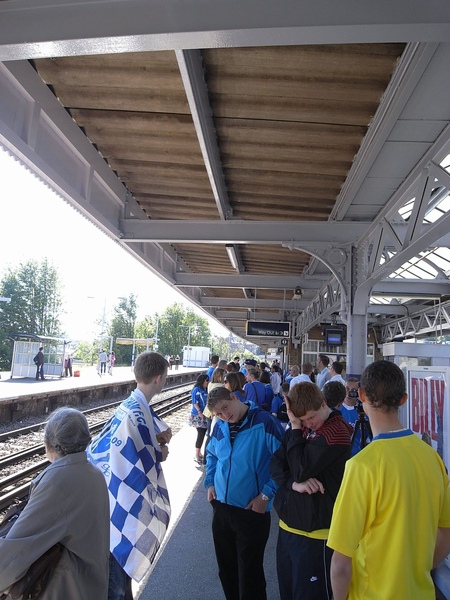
[176,49,233,221]
[120,219,370,245]
[120,219,450,247]
[380,299,450,340]
[200,298,306,310]
[1,1,450,61]
[215,311,288,320]
[372,280,450,297]
[367,304,428,315]
[175,273,328,289]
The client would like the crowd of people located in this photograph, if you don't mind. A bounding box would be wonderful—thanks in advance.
[1,351,449,600]
[191,353,450,600]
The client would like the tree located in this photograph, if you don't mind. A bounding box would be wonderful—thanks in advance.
[137,303,212,357]
[211,336,232,361]
[108,294,138,365]
[74,340,101,366]
[0,259,64,369]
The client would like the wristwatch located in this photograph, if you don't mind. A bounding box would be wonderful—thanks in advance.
[261,493,270,502]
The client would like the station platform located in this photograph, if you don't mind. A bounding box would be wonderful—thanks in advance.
[0,365,202,423]
[135,425,281,600]
[0,365,198,402]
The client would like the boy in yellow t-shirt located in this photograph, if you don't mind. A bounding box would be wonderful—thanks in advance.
[328,360,450,600]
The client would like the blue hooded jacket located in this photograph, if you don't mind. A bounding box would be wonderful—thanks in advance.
[204,404,285,510]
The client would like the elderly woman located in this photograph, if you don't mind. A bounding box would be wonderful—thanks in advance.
[0,407,110,599]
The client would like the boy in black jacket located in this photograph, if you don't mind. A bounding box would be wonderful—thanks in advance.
[270,382,352,600]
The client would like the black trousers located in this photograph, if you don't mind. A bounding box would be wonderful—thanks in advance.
[211,500,270,600]
[35,364,44,380]
[276,527,333,600]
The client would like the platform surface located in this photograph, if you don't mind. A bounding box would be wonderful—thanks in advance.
[135,425,281,600]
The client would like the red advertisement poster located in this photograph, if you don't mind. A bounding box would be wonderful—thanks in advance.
[407,368,449,472]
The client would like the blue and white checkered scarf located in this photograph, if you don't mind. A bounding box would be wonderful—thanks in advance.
[87,389,171,582]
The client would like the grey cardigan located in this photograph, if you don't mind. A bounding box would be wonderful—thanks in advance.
[0,451,110,599]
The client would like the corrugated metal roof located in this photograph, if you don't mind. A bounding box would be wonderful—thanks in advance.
[30,43,406,335]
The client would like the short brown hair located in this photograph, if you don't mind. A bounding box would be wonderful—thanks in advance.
[289,382,324,417]
[207,386,233,411]
[281,382,290,395]
[323,381,346,408]
[360,360,406,412]
[133,351,168,384]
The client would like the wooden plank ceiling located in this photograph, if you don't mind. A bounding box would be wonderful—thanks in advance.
[32,43,405,326]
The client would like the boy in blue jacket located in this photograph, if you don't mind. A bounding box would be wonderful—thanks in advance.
[205,386,285,600]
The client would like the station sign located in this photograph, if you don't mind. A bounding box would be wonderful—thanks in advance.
[246,321,291,338]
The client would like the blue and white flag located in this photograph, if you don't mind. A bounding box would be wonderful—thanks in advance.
[87,389,171,582]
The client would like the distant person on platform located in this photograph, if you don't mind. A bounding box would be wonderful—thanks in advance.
[271,364,282,395]
[99,350,107,375]
[244,367,266,409]
[34,346,45,381]
[316,354,331,390]
[207,355,220,380]
[64,354,73,377]
[108,351,115,375]
[326,361,346,385]
[328,360,450,600]
[88,351,172,600]
[289,362,314,390]
[175,355,180,370]
[233,356,241,371]
[339,377,371,456]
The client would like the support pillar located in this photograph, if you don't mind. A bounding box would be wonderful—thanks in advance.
[346,313,368,379]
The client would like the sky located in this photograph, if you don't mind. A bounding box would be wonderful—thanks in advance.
[0,147,229,341]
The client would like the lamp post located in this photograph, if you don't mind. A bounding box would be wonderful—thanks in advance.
[182,324,197,348]
[144,315,160,351]
[154,317,160,351]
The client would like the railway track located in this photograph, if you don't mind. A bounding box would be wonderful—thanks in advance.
[0,384,192,512]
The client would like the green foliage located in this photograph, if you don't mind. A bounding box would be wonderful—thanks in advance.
[0,328,12,371]
[74,340,101,366]
[134,303,212,357]
[109,294,138,365]
[211,336,231,360]
[0,259,64,369]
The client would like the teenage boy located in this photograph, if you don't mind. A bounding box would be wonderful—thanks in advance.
[271,382,352,600]
[328,360,450,600]
[88,351,172,600]
[244,367,266,408]
[323,380,346,410]
[205,386,285,600]
[207,355,220,379]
